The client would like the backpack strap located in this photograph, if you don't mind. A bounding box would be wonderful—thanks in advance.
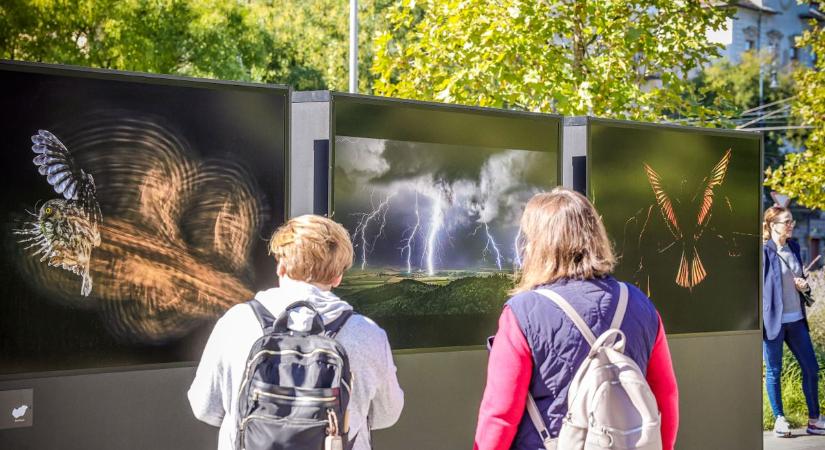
[526,394,556,450]
[534,288,596,346]
[534,281,629,347]
[487,335,556,449]
[610,282,629,331]
[247,298,276,333]
[324,310,354,338]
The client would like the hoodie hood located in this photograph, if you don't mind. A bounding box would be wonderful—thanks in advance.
[253,278,353,332]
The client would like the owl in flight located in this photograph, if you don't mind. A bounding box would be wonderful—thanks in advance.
[16,130,102,296]
[643,149,732,289]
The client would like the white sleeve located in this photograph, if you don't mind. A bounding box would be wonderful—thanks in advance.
[187,315,230,427]
[368,330,405,430]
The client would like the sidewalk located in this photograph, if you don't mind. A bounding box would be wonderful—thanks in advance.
[764,429,825,450]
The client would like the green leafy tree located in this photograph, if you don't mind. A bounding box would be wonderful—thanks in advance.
[694,50,797,167]
[0,0,270,80]
[372,0,732,120]
[266,0,394,91]
[765,23,825,209]
[697,51,794,113]
[0,0,393,90]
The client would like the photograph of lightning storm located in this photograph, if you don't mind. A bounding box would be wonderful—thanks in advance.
[0,66,287,374]
[589,121,761,334]
[333,135,557,349]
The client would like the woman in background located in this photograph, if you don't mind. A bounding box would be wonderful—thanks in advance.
[762,206,824,437]
[473,187,679,450]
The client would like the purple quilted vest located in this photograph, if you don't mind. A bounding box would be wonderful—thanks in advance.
[505,276,660,450]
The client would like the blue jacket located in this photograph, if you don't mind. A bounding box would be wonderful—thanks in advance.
[505,276,660,449]
[763,239,807,340]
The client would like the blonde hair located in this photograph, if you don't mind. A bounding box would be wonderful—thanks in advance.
[269,215,354,284]
[762,206,791,241]
[512,187,616,294]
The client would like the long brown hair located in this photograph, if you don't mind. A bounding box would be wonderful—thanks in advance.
[762,206,791,241]
[512,187,616,294]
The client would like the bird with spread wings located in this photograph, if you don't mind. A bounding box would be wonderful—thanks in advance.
[15,130,102,296]
[642,148,732,289]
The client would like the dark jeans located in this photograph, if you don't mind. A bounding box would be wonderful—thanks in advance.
[763,319,821,419]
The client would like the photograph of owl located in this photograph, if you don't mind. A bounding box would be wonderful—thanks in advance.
[15,130,102,296]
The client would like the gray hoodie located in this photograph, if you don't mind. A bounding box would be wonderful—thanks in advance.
[187,279,404,450]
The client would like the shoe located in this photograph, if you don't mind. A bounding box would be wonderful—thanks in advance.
[774,416,791,437]
[807,416,825,435]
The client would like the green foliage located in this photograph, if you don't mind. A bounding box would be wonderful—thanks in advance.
[694,51,797,167]
[371,0,732,121]
[765,22,825,209]
[696,51,795,114]
[0,0,393,90]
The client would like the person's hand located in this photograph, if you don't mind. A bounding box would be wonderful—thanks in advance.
[794,277,810,292]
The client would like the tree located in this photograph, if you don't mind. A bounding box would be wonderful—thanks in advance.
[693,50,797,167]
[265,0,395,92]
[697,51,794,113]
[0,0,394,91]
[765,22,825,210]
[371,0,732,121]
[0,0,269,80]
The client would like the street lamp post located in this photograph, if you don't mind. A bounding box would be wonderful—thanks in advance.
[349,0,358,93]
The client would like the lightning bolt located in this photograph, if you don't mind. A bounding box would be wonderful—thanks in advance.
[483,223,503,271]
[353,192,395,270]
[513,228,523,268]
[425,195,444,276]
[400,192,421,274]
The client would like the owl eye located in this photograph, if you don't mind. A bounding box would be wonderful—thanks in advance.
[45,207,53,214]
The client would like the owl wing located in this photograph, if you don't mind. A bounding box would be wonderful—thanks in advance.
[695,149,732,227]
[31,130,101,225]
[643,163,681,240]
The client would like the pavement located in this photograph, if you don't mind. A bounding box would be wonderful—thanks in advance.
[764,429,825,450]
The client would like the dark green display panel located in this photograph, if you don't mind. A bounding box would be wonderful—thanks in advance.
[332,95,561,349]
[589,120,761,334]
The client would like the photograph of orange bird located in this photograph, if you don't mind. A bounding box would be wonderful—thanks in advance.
[643,148,732,289]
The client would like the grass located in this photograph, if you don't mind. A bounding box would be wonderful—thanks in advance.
[763,269,825,430]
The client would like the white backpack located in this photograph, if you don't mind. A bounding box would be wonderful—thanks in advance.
[529,282,662,450]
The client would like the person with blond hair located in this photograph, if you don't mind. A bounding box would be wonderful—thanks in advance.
[762,206,824,437]
[188,214,404,450]
[473,187,679,450]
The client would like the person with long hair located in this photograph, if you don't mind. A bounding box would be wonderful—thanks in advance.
[762,206,824,437]
[473,187,679,450]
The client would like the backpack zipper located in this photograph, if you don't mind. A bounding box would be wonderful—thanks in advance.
[239,348,343,399]
[253,389,337,403]
[239,411,330,450]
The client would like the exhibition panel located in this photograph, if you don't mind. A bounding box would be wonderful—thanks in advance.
[588,119,762,334]
[331,94,562,350]
[0,61,289,375]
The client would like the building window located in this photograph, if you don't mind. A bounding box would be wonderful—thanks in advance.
[790,35,800,60]
[743,26,758,52]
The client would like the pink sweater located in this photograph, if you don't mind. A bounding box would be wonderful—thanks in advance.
[474,306,679,450]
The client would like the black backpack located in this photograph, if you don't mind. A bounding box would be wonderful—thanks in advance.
[236,300,354,450]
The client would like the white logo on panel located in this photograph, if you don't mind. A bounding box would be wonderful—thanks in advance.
[11,404,28,422]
